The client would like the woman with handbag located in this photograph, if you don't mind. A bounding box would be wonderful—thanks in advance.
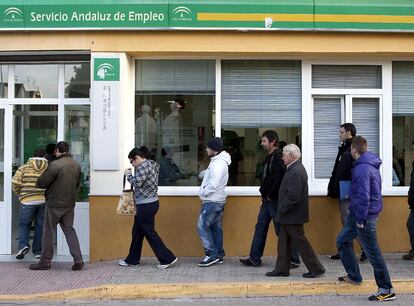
[119,146,177,269]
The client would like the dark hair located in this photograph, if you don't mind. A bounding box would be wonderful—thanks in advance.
[56,141,70,153]
[33,148,45,157]
[352,136,368,155]
[45,143,56,154]
[128,146,152,160]
[261,130,279,147]
[340,123,356,137]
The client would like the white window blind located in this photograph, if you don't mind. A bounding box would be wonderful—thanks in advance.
[393,61,414,115]
[313,97,342,179]
[135,60,215,94]
[352,98,380,155]
[312,65,382,89]
[221,60,301,128]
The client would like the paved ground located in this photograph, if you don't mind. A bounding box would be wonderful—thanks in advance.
[0,254,413,299]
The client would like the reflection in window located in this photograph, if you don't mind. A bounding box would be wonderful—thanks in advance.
[392,62,414,186]
[65,105,90,201]
[14,64,58,98]
[0,109,4,201]
[221,60,302,186]
[135,60,215,186]
[0,65,7,98]
[64,63,90,98]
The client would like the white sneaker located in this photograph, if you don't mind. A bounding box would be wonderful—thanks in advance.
[35,254,41,259]
[118,259,140,267]
[157,257,178,270]
[16,246,30,260]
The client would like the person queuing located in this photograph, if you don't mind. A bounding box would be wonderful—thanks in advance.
[197,137,231,267]
[119,146,177,270]
[336,136,395,301]
[29,141,84,271]
[328,123,366,262]
[404,160,414,261]
[12,148,48,260]
[240,131,300,269]
[266,144,325,278]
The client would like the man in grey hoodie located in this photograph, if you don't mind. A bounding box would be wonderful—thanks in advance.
[197,137,231,267]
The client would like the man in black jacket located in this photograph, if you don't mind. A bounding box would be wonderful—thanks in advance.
[404,161,414,260]
[266,144,325,278]
[240,131,299,267]
[327,123,366,261]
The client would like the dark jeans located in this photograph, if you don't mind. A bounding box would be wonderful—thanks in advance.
[41,206,83,264]
[197,201,225,259]
[276,224,324,273]
[18,204,45,255]
[336,214,393,290]
[407,209,414,254]
[249,199,300,265]
[125,201,176,265]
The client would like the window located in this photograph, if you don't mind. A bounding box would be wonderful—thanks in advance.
[65,105,90,201]
[221,60,302,186]
[392,61,414,186]
[0,109,4,201]
[135,60,215,186]
[14,64,58,98]
[64,63,90,98]
[0,65,7,98]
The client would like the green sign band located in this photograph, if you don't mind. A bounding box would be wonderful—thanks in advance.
[2,1,414,31]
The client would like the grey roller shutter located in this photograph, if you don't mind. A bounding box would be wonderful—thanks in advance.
[393,61,414,115]
[221,60,301,128]
[352,98,380,155]
[312,65,382,89]
[135,60,215,94]
[313,97,342,179]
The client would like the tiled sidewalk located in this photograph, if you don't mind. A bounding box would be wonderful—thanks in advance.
[0,254,413,297]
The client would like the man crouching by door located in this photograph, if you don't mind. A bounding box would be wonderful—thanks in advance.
[197,137,231,267]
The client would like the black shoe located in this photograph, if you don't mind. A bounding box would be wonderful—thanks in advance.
[360,252,368,262]
[217,257,224,264]
[330,253,340,260]
[266,269,289,277]
[198,256,219,267]
[290,261,300,269]
[16,246,30,260]
[402,252,414,260]
[239,258,261,267]
[29,261,51,270]
[368,292,396,301]
[72,262,84,271]
[303,268,325,278]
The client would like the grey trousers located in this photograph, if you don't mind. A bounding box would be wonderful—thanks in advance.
[40,206,83,264]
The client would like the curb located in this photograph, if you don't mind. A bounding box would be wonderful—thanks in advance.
[1,279,414,301]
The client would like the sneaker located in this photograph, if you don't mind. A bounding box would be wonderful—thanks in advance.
[198,256,219,267]
[368,292,396,301]
[157,257,178,270]
[217,257,224,264]
[72,262,84,271]
[34,254,41,259]
[338,275,362,285]
[290,261,300,269]
[303,268,325,278]
[330,253,340,260]
[360,252,368,262]
[16,246,30,260]
[402,252,414,260]
[118,259,140,267]
[29,261,51,270]
[239,258,261,267]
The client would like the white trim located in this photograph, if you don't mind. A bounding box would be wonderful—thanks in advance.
[311,89,383,95]
[57,64,65,142]
[215,59,221,137]
[301,61,313,186]
[382,61,393,190]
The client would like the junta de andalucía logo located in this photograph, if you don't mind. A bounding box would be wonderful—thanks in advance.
[172,6,192,21]
[96,63,116,80]
[4,7,24,22]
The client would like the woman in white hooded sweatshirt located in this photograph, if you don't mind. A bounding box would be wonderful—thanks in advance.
[197,137,231,267]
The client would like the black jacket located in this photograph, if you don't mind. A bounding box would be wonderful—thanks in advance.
[259,148,286,202]
[408,161,414,210]
[327,138,354,198]
[37,154,81,208]
[276,160,309,224]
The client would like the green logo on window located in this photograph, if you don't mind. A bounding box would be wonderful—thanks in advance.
[94,58,120,81]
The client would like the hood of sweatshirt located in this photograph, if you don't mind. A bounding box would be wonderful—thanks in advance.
[211,151,232,166]
[27,157,48,172]
[354,151,382,169]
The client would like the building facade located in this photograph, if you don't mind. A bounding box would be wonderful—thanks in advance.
[1,0,414,261]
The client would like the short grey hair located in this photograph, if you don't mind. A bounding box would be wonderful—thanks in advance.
[283,144,301,159]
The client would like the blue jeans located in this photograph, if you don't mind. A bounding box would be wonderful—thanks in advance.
[337,214,393,290]
[197,201,225,259]
[250,199,300,265]
[19,204,45,255]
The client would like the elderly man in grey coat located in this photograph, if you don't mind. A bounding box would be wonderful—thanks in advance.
[266,144,325,278]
